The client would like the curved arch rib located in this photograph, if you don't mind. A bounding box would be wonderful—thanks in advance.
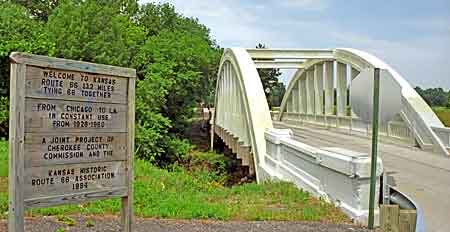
[275,48,449,156]
[212,48,273,181]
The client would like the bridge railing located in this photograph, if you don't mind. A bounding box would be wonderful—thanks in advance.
[271,48,449,156]
[261,128,383,224]
[273,111,414,145]
[432,126,450,151]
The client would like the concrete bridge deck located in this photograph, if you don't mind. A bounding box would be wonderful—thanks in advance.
[274,121,450,232]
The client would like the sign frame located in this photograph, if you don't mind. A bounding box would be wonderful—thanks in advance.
[8,52,136,232]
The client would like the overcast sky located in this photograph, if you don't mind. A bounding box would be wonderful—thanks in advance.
[142,0,450,89]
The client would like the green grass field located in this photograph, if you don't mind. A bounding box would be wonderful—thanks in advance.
[433,107,450,127]
[0,140,348,223]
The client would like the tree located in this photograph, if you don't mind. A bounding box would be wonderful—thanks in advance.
[47,0,145,68]
[255,43,283,108]
[16,0,60,21]
[270,82,286,107]
[0,0,221,166]
[415,87,448,107]
[133,29,219,132]
[136,2,221,109]
[0,2,55,95]
[15,0,139,21]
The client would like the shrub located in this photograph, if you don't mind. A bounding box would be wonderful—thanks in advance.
[135,112,171,163]
[186,151,231,184]
[167,137,193,163]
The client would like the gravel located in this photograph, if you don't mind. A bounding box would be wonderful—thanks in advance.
[0,215,374,232]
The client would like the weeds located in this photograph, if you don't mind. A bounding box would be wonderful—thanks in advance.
[0,141,349,223]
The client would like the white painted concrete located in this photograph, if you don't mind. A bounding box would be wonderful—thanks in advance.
[306,70,315,115]
[314,64,324,115]
[274,121,450,232]
[336,62,347,117]
[275,48,449,156]
[262,128,383,225]
[213,47,450,230]
[213,48,273,181]
[324,61,334,115]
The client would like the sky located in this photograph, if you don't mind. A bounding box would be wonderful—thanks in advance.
[142,0,450,89]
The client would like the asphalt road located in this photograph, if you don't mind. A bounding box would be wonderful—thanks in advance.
[274,122,450,232]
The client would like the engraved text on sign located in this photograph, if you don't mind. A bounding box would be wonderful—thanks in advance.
[23,66,128,201]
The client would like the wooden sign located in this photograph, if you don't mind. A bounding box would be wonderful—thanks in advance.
[8,53,136,232]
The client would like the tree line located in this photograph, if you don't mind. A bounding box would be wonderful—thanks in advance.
[0,0,285,166]
[414,87,450,108]
[0,0,222,166]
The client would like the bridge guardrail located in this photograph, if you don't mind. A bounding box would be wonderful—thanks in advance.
[274,111,415,145]
[261,128,383,225]
[431,126,450,150]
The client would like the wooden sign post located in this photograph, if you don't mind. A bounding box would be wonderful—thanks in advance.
[8,52,136,232]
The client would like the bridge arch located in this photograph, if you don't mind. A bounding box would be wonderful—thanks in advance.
[212,48,273,181]
[275,48,449,156]
[212,48,449,226]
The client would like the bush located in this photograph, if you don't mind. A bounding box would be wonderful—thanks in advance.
[167,138,193,163]
[135,112,171,163]
[186,151,231,184]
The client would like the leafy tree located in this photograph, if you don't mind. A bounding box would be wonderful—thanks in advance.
[136,2,221,108]
[415,87,448,107]
[254,43,283,107]
[47,0,145,67]
[15,0,139,21]
[137,3,180,37]
[0,0,221,166]
[0,2,55,95]
[134,29,219,133]
[447,92,450,108]
[15,0,60,21]
[270,82,286,107]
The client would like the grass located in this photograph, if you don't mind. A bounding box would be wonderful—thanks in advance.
[0,139,7,194]
[433,107,450,127]
[0,140,349,223]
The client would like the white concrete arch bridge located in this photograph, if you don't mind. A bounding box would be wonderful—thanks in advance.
[211,48,450,232]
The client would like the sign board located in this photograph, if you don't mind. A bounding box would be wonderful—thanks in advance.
[8,53,135,232]
[350,68,402,123]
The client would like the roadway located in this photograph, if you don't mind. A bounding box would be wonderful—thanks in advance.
[274,121,450,232]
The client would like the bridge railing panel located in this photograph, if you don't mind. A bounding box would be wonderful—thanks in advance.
[432,126,450,150]
[261,128,383,225]
[276,110,417,145]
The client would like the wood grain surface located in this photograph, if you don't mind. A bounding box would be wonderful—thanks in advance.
[9,53,136,232]
[26,66,128,104]
[10,52,136,78]
[24,161,127,200]
[24,132,128,167]
[24,98,127,133]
